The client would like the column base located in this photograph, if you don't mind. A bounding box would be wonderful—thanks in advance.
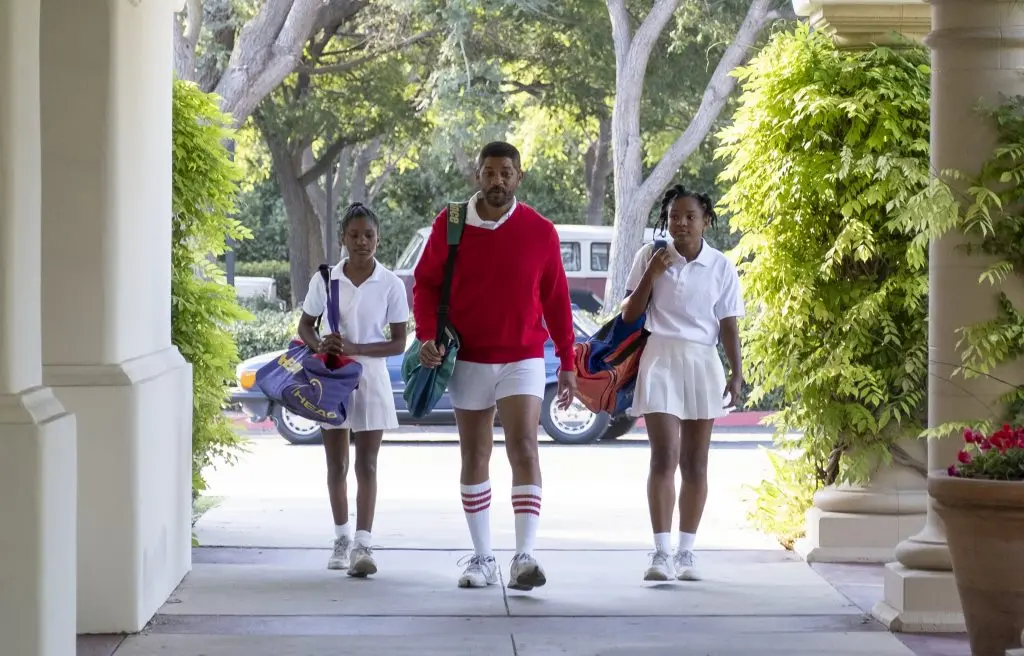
[871,562,965,633]
[796,507,926,563]
[0,387,77,656]
[45,347,193,634]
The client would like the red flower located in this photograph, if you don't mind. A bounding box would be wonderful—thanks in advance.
[957,450,972,464]
[947,465,960,477]
[979,438,992,451]
[963,429,976,444]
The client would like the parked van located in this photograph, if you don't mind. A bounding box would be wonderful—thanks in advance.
[393,223,660,309]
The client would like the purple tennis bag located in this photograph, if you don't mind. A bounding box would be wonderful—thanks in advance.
[254,265,363,426]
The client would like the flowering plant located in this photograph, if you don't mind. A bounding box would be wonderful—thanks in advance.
[948,424,1024,480]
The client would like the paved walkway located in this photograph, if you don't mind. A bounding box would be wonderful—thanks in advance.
[78,435,969,655]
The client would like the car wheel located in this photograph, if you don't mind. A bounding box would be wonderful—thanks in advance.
[601,414,639,440]
[540,385,610,445]
[270,405,324,446]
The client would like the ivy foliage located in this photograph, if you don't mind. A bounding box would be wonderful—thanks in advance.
[716,26,933,491]
[172,79,252,498]
[895,95,1024,433]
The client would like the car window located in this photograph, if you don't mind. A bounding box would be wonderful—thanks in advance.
[573,311,601,337]
[395,233,425,271]
[590,242,610,272]
[561,242,581,272]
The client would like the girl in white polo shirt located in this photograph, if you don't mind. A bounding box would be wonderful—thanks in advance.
[621,184,745,583]
[297,202,410,578]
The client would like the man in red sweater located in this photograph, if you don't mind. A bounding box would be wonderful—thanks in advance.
[413,141,578,591]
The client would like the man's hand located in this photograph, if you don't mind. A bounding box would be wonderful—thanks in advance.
[556,370,578,410]
[723,374,743,409]
[319,333,344,356]
[419,340,445,369]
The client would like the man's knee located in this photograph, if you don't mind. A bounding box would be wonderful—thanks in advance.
[680,455,708,483]
[506,436,539,472]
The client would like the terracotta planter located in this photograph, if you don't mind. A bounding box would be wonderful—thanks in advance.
[930,472,1024,656]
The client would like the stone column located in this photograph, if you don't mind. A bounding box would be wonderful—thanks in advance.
[0,1,78,654]
[872,0,1024,632]
[791,0,930,564]
[39,0,194,634]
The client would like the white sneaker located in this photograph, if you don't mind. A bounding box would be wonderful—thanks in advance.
[508,553,547,591]
[327,536,351,570]
[347,544,377,578]
[457,554,499,588]
[674,549,700,581]
[644,551,675,581]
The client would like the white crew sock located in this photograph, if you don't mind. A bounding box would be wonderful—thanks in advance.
[677,531,697,552]
[334,523,351,540]
[654,532,672,554]
[511,484,542,555]
[461,481,493,557]
[354,530,372,548]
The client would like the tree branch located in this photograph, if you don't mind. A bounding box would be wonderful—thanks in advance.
[306,28,439,75]
[605,0,632,66]
[298,136,351,187]
[173,0,203,80]
[628,0,680,69]
[637,0,779,211]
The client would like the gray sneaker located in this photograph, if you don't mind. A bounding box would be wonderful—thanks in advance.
[508,553,547,591]
[644,551,675,581]
[457,554,499,588]
[327,536,351,570]
[347,544,378,578]
[674,549,700,581]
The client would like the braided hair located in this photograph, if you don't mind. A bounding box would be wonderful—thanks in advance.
[655,184,717,236]
[339,201,380,236]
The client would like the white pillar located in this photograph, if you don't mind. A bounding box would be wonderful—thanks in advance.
[0,1,78,654]
[39,0,193,634]
[791,0,930,564]
[872,0,1024,632]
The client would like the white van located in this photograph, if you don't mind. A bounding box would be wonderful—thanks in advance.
[393,224,660,311]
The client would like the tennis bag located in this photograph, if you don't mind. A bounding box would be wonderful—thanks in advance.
[401,202,467,419]
[572,240,666,415]
[255,265,363,425]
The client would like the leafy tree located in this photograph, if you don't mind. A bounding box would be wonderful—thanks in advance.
[716,26,933,497]
[171,80,252,497]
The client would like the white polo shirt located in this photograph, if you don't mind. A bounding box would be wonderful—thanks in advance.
[465,192,518,230]
[625,240,744,346]
[302,259,410,343]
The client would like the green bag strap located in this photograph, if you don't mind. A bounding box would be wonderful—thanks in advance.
[436,202,468,343]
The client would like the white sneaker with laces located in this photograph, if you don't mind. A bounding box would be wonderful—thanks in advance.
[674,549,700,581]
[457,554,499,588]
[328,536,351,570]
[347,544,377,578]
[508,553,547,591]
[644,551,675,581]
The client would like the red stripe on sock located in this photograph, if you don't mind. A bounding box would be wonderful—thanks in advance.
[463,496,491,513]
[511,494,541,501]
[462,489,491,500]
[513,508,540,516]
[513,500,541,512]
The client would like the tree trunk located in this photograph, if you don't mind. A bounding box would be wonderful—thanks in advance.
[348,138,382,205]
[264,134,326,307]
[602,0,785,311]
[583,115,612,226]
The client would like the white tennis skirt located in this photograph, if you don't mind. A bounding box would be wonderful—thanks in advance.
[319,355,399,433]
[629,335,729,421]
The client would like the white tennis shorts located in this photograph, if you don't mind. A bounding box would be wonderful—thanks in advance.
[448,358,546,411]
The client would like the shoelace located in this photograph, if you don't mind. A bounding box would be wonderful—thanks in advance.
[457,554,494,569]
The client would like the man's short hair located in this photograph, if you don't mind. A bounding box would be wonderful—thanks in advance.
[476,141,521,170]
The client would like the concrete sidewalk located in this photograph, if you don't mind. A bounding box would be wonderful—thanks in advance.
[99,547,917,656]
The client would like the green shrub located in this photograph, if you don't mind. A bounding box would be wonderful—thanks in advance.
[715,28,934,541]
[231,309,301,361]
[745,447,820,550]
[236,260,291,306]
[171,79,252,499]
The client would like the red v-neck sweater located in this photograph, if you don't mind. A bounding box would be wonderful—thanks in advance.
[412,203,576,371]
